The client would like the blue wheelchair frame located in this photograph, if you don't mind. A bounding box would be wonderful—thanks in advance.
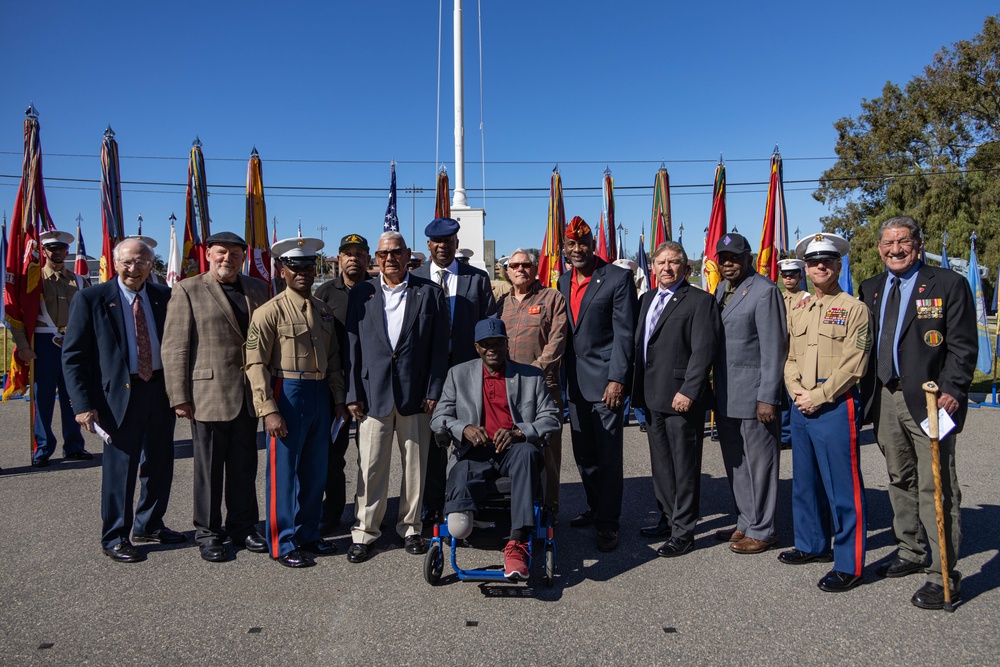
[423,499,556,587]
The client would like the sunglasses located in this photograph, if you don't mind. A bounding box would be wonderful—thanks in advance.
[507,262,533,270]
[375,248,406,260]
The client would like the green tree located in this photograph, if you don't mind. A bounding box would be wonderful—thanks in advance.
[814,15,1000,285]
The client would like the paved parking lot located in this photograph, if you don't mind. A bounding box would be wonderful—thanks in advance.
[1,397,997,666]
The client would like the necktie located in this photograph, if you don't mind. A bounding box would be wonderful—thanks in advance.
[134,293,153,381]
[438,268,450,299]
[648,291,669,333]
[877,276,900,384]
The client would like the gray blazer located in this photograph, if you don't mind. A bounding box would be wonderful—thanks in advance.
[713,271,787,419]
[430,358,561,458]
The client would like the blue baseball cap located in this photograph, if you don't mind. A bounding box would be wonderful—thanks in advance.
[474,317,507,343]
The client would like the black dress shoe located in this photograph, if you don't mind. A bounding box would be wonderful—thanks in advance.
[596,529,619,552]
[777,549,834,565]
[569,510,595,528]
[404,535,428,555]
[31,457,50,468]
[133,528,186,544]
[638,422,648,433]
[103,540,145,563]
[347,542,370,563]
[301,539,337,555]
[276,550,315,568]
[657,537,694,558]
[64,449,94,461]
[639,517,671,539]
[200,538,228,562]
[911,582,961,610]
[817,570,862,592]
[243,532,269,553]
[877,556,926,578]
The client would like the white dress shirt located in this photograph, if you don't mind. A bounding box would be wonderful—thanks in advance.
[381,272,409,350]
[432,259,458,320]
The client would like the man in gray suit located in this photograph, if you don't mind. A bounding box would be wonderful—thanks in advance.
[430,317,560,580]
[712,233,787,554]
[162,232,271,562]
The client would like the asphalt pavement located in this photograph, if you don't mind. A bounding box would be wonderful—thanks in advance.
[0,396,997,666]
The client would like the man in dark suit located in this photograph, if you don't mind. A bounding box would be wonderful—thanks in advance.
[314,232,370,535]
[633,242,721,557]
[858,215,977,610]
[344,231,450,563]
[162,231,271,562]
[558,216,637,552]
[62,238,184,563]
[713,233,787,555]
[411,217,496,524]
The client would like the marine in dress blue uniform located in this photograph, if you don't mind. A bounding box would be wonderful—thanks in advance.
[245,237,348,568]
[780,234,872,593]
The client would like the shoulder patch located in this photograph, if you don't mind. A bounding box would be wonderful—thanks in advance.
[856,321,870,352]
[246,322,260,350]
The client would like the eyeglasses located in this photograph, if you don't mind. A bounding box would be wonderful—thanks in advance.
[878,238,916,249]
[117,259,152,269]
[507,262,533,270]
[374,248,406,260]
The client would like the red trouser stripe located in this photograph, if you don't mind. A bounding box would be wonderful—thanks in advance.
[846,392,864,575]
[268,378,283,559]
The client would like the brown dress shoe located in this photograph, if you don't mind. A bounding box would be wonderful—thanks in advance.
[729,536,774,554]
[715,528,745,543]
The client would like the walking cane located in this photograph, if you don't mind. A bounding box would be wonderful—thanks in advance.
[921,381,954,612]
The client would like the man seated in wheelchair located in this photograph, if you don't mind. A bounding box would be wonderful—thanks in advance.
[430,317,561,579]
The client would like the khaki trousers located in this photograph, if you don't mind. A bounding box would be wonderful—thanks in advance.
[877,387,962,588]
[351,408,430,545]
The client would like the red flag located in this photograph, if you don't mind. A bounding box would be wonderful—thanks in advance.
[755,152,781,281]
[538,168,565,288]
[244,148,272,292]
[595,211,609,262]
[603,169,617,262]
[3,107,54,400]
[702,160,727,294]
[435,167,451,219]
[99,126,124,283]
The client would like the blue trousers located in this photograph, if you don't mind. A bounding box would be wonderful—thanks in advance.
[33,332,85,461]
[444,441,541,532]
[790,388,867,576]
[265,378,330,558]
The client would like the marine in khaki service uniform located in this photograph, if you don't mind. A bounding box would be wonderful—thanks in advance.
[778,258,810,450]
[10,230,92,466]
[779,233,872,594]
[245,237,348,569]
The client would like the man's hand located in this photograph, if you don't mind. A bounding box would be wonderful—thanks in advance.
[793,390,815,415]
[15,346,36,363]
[174,402,194,419]
[602,381,625,411]
[264,411,288,439]
[756,401,777,423]
[75,409,99,433]
[422,398,438,415]
[463,424,491,447]
[347,401,366,421]
[793,295,813,310]
[672,393,693,413]
[493,426,524,453]
[938,392,959,415]
[333,402,350,422]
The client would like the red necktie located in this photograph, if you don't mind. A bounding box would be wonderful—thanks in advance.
[134,293,153,381]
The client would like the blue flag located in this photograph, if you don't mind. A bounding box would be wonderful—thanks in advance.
[940,245,950,270]
[966,242,994,374]
[636,233,650,290]
[383,162,399,232]
[838,252,854,296]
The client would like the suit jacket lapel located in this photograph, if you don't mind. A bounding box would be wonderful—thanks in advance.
[720,272,755,319]
[369,280,392,350]
[504,361,521,421]
[575,260,607,325]
[147,285,168,338]
[471,359,485,425]
[395,278,422,351]
[899,265,936,338]
[868,273,889,336]
[102,281,128,363]
[651,282,687,339]
[205,272,242,335]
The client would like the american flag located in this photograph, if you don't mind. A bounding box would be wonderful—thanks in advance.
[383,161,399,232]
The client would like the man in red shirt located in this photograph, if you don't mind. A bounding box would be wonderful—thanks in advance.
[430,318,561,580]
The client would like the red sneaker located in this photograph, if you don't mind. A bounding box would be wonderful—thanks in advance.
[503,540,530,580]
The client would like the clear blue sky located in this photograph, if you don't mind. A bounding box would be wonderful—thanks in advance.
[1,2,996,263]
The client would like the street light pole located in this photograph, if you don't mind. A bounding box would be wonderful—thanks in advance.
[316,224,328,279]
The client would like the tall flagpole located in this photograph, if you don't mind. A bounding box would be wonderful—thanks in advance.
[452,0,467,208]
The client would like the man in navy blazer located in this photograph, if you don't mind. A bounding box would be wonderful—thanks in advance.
[62,239,183,563]
[343,231,450,563]
[557,216,637,552]
[411,217,497,522]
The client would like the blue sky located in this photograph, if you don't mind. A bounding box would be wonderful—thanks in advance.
[1,2,996,263]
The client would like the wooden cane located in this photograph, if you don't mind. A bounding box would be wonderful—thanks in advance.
[922,381,954,612]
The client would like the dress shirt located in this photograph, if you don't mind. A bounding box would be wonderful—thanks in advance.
[497,280,568,378]
[381,272,409,350]
[432,259,459,320]
[877,262,920,376]
[117,277,163,374]
[644,283,677,361]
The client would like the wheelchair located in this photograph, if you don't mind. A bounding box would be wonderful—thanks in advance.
[423,435,556,587]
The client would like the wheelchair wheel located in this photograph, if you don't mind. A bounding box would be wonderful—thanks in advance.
[424,541,444,585]
[543,543,555,587]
